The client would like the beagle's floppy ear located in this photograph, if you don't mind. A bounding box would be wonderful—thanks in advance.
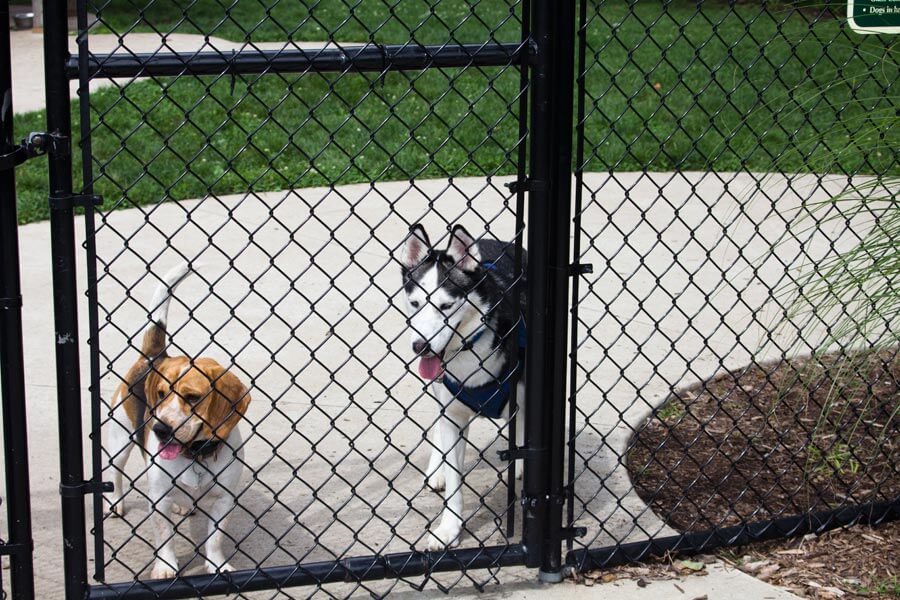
[400,224,431,270]
[204,364,251,442]
[446,225,481,272]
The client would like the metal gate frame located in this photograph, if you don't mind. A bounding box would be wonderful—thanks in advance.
[0,2,35,598]
[38,0,580,597]
[20,0,900,598]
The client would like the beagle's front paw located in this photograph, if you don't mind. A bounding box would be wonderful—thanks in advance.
[426,521,462,552]
[150,562,177,580]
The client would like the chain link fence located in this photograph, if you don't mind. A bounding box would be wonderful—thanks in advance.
[567,0,899,570]
[27,0,900,598]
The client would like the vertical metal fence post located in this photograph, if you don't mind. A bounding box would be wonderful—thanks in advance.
[43,0,90,598]
[0,3,36,599]
[523,0,576,581]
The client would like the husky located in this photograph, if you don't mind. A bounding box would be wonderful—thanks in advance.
[399,224,527,551]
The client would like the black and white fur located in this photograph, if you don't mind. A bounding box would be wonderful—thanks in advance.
[400,224,526,550]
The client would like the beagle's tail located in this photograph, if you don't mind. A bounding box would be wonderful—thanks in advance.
[141,262,192,358]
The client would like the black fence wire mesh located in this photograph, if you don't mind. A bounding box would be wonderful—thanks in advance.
[72,0,534,597]
[7,0,898,599]
[566,0,899,571]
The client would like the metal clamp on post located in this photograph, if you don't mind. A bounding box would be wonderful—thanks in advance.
[0,542,33,557]
[497,446,541,462]
[48,194,103,210]
[504,178,550,196]
[59,481,113,498]
[568,263,593,276]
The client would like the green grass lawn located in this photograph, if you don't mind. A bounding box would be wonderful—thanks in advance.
[13,0,898,224]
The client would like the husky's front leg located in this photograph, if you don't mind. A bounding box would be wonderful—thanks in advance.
[425,424,446,492]
[426,402,470,551]
[514,381,525,480]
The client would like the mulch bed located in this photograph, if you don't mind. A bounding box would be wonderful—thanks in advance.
[624,350,900,596]
[578,522,900,598]
[722,520,900,598]
[628,350,899,531]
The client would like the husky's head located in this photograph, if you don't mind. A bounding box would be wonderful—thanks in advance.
[399,224,484,382]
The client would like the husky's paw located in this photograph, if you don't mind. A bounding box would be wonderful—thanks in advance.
[426,470,446,492]
[515,459,524,480]
[426,523,462,552]
[108,501,126,518]
[151,562,177,580]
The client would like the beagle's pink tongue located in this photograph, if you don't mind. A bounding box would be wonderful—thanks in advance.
[158,441,182,460]
[418,355,444,381]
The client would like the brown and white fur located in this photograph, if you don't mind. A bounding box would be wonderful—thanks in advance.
[105,263,251,579]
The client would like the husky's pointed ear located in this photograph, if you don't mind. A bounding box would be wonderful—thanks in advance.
[446,225,481,272]
[400,224,431,269]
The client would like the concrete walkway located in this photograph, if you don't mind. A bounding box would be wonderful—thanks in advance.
[10,30,357,113]
[2,170,868,597]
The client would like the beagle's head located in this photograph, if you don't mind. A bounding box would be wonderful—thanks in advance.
[144,357,251,460]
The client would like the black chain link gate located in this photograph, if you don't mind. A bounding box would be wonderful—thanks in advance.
[31,0,899,598]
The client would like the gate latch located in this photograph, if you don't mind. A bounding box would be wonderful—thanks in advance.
[59,480,113,498]
[0,131,70,171]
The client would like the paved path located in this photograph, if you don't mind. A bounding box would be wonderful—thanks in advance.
[10,30,356,113]
[3,170,868,597]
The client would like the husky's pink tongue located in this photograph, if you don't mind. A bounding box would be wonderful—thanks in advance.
[158,441,182,460]
[418,355,444,381]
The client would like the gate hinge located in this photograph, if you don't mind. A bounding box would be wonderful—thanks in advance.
[521,493,566,511]
[568,263,593,276]
[0,294,22,309]
[59,480,113,498]
[560,526,587,540]
[49,194,103,210]
[0,131,70,171]
[521,485,574,511]
[504,178,550,196]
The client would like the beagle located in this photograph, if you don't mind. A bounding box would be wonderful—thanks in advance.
[106,263,251,579]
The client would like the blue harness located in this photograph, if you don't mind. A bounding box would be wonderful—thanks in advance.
[442,261,526,419]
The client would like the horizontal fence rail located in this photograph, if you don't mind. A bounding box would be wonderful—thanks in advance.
[87,544,528,600]
[65,43,531,79]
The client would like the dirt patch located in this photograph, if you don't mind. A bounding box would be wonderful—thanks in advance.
[627,350,900,531]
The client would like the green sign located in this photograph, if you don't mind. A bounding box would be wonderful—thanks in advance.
[849,0,900,33]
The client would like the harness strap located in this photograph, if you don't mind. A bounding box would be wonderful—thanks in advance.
[443,318,526,418]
